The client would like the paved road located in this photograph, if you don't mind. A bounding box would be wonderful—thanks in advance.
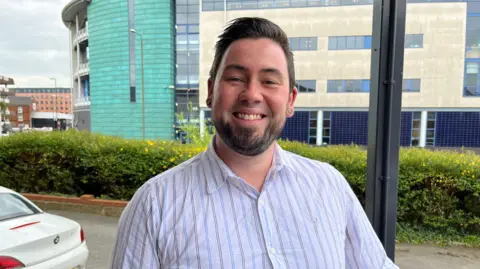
[49,210,480,269]
[49,210,118,269]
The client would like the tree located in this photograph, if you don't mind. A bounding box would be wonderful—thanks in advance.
[175,101,215,147]
[0,101,9,134]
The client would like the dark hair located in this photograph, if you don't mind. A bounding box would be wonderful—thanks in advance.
[209,17,296,91]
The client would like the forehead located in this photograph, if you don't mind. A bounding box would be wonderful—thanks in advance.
[220,38,288,74]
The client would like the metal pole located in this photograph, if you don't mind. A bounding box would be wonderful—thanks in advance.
[55,83,57,129]
[365,0,406,261]
[141,37,145,140]
[50,78,57,129]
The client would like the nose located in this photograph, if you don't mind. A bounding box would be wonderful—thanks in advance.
[238,80,263,105]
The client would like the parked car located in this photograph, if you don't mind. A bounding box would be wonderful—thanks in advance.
[0,186,88,269]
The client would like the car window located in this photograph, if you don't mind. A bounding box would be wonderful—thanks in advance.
[0,193,40,221]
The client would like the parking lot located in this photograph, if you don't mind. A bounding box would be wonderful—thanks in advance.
[48,210,118,268]
[49,210,480,269]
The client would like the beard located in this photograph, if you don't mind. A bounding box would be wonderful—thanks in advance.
[213,114,286,156]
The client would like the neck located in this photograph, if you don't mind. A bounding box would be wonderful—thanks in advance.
[213,135,275,192]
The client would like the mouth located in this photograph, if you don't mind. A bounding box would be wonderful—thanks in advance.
[232,112,267,121]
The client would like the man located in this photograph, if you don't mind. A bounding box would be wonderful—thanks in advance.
[111,17,398,269]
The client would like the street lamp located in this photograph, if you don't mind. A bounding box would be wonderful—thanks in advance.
[50,77,57,129]
[130,28,145,140]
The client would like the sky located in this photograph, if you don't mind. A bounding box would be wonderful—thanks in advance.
[0,0,72,88]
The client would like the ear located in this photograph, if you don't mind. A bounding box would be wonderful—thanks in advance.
[287,86,298,118]
[207,78,213,108]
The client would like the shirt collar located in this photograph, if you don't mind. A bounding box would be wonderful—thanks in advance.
[202,137,287,194]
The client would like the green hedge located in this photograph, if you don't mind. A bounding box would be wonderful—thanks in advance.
[0,130,479,233]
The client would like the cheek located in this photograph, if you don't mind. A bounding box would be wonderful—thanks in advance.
[267,99,289,116]
[213,89,236,108]
[212,93,234,119]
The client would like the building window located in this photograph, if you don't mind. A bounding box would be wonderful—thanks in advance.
[405,34,423,48]
[18,115,23,122]
[426,112,436,146]
[411,112,421,146]
[176,0,200,88]
[464,60,480,96]
[327,80,370,92]
[130,86,136,102]
[308,111,318,145]
[323,112,331,145]
[296,80,316,93]
[328,34,422,50]
[403,79,421,92]
[289,37,317,51]
[203,0,373,11]
[17,107,23,114]
[328,36,371,50]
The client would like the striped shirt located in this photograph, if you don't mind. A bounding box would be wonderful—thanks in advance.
[111,140,399,269]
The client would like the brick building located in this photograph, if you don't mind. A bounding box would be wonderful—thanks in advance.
[13,88,72,114]
[7,96,36,128]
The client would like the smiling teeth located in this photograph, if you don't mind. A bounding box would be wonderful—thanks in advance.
[237,113,262,120]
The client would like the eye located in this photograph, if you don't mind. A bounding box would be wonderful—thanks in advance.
[264,80,278,85]
[227,77,243,82]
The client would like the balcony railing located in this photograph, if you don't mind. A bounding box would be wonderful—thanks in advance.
[75,27,88,44]
[75,96,91,107]
[76,62,90,77]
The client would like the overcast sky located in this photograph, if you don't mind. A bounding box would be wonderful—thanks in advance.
[0,0,72,88]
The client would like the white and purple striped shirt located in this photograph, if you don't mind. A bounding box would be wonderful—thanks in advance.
[111,141,398,269]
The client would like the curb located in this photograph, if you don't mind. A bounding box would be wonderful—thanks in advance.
[22,193,128,218]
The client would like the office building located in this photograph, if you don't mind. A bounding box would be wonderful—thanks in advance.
[62,0,176,139]
[199,1,480,147]
[13,88,72,114]
[62,0,480,147]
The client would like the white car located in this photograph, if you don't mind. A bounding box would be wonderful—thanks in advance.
[0,187,88,269]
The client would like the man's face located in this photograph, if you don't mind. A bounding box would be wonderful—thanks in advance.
[207,38,297,156]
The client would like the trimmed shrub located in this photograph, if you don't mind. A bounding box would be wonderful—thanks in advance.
[0,130,479,233]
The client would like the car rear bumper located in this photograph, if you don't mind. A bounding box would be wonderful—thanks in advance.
[25,242,88,269]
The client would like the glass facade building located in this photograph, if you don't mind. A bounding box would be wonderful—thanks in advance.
[62,0,480,147]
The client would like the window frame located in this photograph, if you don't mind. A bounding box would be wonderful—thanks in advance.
[296,80,317,93]
[327,79,370,93]
[328,35,372,50]
[289,37,318,51]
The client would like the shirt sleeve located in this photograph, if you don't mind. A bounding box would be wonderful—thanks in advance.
[110,183,161,269]
[328,166,399,269]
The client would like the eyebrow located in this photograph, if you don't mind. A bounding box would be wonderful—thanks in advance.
[224,64,284,77]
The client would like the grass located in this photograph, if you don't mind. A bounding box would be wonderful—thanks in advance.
[397,223,480,248]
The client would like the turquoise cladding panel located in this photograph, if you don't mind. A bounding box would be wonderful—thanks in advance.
[88,0,175,140]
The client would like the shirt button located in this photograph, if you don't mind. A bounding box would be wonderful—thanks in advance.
[269,247,276,254]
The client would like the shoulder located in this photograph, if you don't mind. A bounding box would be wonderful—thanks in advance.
[281,149,351,193]
[281,150,353,218]
[124,153,204,213]
[282,150,345,179]
[146,153,203,189]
